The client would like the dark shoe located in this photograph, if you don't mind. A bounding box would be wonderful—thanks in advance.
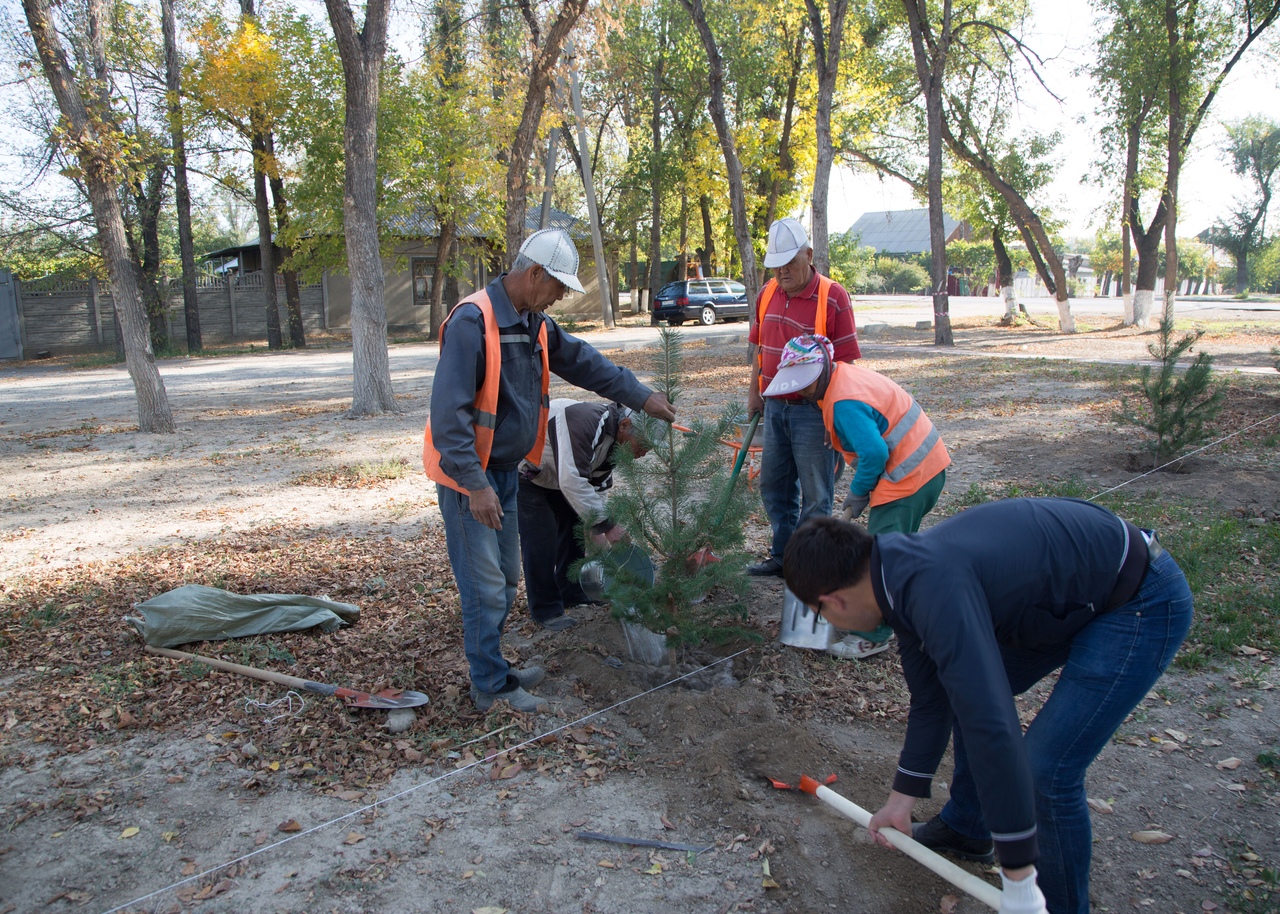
[536,614,579,632]
[510,665,545,690]
[470,684,547,713]
[747,557,784,577]
[911,816,995,863]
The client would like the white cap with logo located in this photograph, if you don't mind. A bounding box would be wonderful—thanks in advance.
[519,228,586,293]
[763,217,810,269]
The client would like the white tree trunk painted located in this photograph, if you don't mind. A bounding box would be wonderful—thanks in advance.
[1123,292,1134,325]
[1001,284,1018,321]
[1055,295,1076,334]
[1132,289,1155,329]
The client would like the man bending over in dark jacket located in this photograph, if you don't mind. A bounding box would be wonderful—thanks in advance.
[783,497,1193,914]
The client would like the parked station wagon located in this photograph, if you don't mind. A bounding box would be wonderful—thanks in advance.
[652,279,750,326]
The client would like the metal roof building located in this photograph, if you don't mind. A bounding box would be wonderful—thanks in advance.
[844,208,966,255]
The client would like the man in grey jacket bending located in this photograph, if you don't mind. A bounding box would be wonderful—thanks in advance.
[517,398,647,631]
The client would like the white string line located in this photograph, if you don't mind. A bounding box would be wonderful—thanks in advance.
[100,648,751,914]
[1089,411,1280,501]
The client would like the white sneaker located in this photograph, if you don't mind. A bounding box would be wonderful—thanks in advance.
[829,635,892,660]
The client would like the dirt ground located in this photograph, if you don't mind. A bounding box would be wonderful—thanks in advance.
[1,305,1278,914]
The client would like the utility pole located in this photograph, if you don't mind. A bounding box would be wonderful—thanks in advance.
[565,40,614,328]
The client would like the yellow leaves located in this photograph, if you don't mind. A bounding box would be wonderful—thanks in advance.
[1131,829,1174,844]
[761,857,779,889]
[189,18,284,136]
[119,826,140,839]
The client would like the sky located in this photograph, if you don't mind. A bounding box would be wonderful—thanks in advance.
[825,0,1280,242]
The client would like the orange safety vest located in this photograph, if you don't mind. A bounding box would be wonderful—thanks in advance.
[756,273,834,369]
[820,362,950,507]
[422,289,550,495]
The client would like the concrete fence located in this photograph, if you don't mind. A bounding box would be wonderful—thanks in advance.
[0,270,328,359]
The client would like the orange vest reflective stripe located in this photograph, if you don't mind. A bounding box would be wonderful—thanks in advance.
[756,274,833,368]
[422,289,550,495]
[820,363,950,507]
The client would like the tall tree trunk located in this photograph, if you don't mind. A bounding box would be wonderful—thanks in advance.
[161,0,201,353]
[993,227,1017,323]
[1162,0,1181,323]
[803,0,848,275]
[239,0,281,350]
[1121,114,1142,324]
[22,0,173,432]
[943,121,1075,333]
[323,0,397,415]
[763,28,805,249]
[266,135,305,348]
[647,42,664,302]
[901,0,953,345]
[429,215,457,340]
[251,136,283,349]
[699,194,715,277]
[677,191,689,279]
[680,0,760,305]
[129,158,169,352]
[503,0,589,265]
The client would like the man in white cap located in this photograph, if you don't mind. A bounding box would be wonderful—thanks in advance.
[764,334,949,659]
[747,217,861,580]
[424,228,676,712]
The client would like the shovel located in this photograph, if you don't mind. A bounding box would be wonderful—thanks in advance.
[144,645,430,710]
[798,775,1002,910]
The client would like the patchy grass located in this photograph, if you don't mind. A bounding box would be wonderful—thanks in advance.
[291,458,412,489]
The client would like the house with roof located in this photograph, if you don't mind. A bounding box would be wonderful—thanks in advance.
[203,206,611,333]
[844,208,970,255]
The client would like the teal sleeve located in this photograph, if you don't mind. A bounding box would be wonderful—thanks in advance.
[832,400,889,496]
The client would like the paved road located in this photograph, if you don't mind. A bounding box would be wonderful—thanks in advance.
[2,294,1274,435]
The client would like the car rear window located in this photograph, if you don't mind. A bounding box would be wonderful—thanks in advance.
[656,282,684,297]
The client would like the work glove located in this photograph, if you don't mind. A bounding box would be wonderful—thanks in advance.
[841,491,870,520]
[999,868,1048,914]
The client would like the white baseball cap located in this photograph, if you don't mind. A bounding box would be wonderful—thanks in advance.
[763,217,810,269]
[763,334,834,397]
[519,228,585,293]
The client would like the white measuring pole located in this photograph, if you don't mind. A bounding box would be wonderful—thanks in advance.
[799,776,1002,910]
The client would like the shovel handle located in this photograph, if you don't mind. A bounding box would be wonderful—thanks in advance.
[800,778,1002,910]
[144,645,334,696]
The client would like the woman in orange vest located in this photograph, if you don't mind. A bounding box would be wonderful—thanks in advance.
[423,229,675,713]
[763,333,949,660]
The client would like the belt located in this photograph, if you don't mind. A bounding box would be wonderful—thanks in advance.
[1106,521,1161,610]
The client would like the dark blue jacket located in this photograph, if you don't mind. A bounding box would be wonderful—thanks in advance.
[870,497,1143,867]
[430,276,652,493]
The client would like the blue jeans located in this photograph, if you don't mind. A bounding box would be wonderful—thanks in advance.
[939,550,1193,913]
[437,470,522,695]
[760,398,837,560]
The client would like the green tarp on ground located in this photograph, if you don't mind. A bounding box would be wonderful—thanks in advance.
[125,584,360,648]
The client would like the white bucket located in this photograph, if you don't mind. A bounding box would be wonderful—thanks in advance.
[779,586,835,650]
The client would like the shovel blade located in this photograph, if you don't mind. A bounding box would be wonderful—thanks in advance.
[339,688,430,710]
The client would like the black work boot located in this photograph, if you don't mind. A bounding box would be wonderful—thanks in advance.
[911,815,996,863]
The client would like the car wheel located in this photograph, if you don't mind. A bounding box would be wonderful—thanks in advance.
[700,306,716,326]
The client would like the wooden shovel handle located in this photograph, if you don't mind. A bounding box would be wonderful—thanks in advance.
[144,645,335,696]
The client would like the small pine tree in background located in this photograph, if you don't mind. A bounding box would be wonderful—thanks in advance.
[1116,314,1225,469]
[584,328,754,647]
